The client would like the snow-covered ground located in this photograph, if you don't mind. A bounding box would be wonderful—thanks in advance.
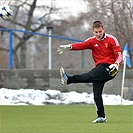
[0,88,133,105]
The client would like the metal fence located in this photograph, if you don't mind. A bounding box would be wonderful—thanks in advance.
[0,28,92,70]
[0,28,132,70]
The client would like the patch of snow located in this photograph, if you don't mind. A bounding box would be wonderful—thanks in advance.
[0,88,133,105]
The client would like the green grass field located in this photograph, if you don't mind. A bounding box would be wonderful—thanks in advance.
[0,105,132,133]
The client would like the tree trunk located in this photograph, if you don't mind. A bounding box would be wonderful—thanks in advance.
[20,44,26,69]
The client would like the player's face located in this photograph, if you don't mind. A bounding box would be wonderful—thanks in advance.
[93,27,104,39]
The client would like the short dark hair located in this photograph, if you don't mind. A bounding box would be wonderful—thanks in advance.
[92,20,104,29]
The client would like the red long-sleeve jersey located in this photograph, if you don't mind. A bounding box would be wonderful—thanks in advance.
[71,33,122,66]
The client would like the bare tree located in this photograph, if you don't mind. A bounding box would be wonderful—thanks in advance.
[1,0,63,69]
[0,0,132,69]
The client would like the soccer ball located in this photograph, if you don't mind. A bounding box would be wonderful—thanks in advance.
[0,4,13,20]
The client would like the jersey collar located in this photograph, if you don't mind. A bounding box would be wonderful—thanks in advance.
[95,33,107,40]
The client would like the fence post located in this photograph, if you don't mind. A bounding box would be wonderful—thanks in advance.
[9,30,13,69]
[82,51,84,69]
[47,26,53,70]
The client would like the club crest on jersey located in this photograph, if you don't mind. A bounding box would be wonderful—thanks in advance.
[95,44,98,47]
[105,43,108,48]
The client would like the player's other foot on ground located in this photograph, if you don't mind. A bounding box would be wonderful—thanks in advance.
[92,117,107,123]
[60,67,68,85]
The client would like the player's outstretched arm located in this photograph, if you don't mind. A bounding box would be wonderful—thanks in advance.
[57,44,72,54]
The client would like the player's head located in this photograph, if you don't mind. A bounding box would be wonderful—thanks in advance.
[92,20,105,40]
[92,20,104,29]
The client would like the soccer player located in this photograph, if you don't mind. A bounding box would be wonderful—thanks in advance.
[57,20,122,123]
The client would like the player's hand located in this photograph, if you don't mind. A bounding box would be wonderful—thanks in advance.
[109,63,119,76]
[57,44,72,54]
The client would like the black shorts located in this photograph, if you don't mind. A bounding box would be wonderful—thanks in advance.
[67,63,115,84]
